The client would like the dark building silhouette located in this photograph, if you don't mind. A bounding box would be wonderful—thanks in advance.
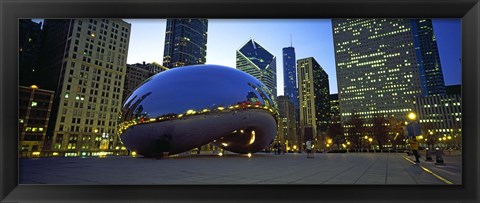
[446,84,461,95]
[329,94,340,123]
[19,19,44,86]
[162,19,208,68]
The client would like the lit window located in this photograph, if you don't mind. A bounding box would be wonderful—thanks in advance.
[32,128,37,132]
[65,93,69,98]
[31,101,38,107]
[25,127,32,132]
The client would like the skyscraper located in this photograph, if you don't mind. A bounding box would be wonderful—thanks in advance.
[283,46,298,109]
[19,19,44,87]
[411,19,446,96]
[277,96,298,149]
[332,19,446,124]
[236,38,277,97]
[37,19,131,153]
[162,19,208,68]
[297,57,330,144]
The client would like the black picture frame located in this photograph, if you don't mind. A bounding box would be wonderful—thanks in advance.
[1,0,479,202]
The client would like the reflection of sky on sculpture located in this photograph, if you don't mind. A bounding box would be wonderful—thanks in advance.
[123,65,276,118]
[124,19,461,95]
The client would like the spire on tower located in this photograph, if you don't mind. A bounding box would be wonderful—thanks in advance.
[290,34,292,47]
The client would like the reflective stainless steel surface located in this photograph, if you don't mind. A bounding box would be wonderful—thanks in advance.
[119,65,278,156]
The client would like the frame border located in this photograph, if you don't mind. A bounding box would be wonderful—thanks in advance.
[1,0,479,202]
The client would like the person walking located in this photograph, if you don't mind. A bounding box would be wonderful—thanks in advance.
[409,137,420,163]
[306,140,313,158]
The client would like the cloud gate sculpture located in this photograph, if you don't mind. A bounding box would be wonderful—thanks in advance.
[118,65,278,157]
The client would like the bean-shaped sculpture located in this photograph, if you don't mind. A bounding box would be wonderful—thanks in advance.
[118,65,278,157]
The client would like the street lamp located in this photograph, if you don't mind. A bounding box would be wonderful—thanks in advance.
[407,112,420,140]
[408,112,416,121]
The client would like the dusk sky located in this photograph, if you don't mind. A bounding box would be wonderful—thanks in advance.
[123,19,461,95]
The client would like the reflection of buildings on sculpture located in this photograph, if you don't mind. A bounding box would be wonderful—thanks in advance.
[123,62,168,102]
[236,38,277,97]
[19,85,54,157]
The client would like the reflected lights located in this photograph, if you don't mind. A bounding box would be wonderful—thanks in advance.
[249,130,255,144]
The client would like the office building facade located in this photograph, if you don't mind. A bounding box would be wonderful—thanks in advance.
[297,57,330,143]
[332,19,445,124]
[19,85,54,156]
[277,96,298,150]
[163,19,208,68]
[38,19,131,155]
[236,38,277,97]
[413,85,461,137]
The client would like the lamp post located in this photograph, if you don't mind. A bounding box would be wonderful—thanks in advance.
[407,112,419,139]
[368,137,373,151]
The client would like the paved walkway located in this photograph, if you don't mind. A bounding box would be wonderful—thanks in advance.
[19,152,461,185]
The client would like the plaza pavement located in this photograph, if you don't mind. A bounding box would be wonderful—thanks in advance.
[19,151,461,185]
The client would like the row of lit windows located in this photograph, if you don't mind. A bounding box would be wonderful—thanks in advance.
[24,127,44,132]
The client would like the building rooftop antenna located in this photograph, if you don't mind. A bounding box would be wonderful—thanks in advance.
[290,34,293,47]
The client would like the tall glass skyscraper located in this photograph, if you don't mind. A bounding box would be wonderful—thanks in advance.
[283,46,299,109]
[332,19,446,123]
[236,38,277,97]
[163,19,208,68]
[411,19,447,96]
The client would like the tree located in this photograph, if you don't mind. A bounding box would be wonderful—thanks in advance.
[327,117,345,150]
[346,112,365,150]
[387,117,405,150]
[370,114,388,150]
[420,122,436,149]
